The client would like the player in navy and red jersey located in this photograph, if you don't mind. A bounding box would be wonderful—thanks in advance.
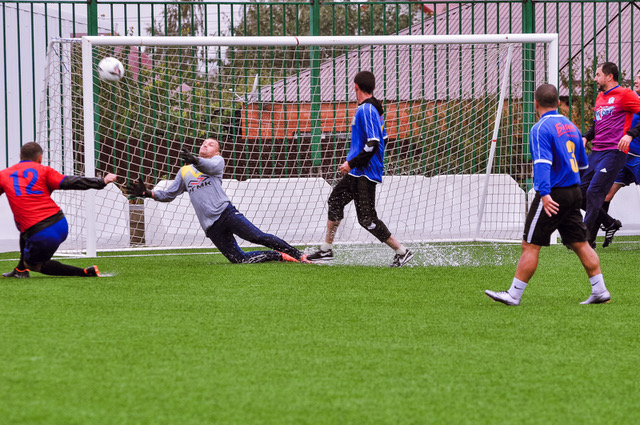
[0,142,117,278]
[485,84,610,305]
[306,71,412,267]
[580,62,640,248]
[593,71,640,247]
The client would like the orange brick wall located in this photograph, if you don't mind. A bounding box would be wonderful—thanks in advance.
[241,102,436,140]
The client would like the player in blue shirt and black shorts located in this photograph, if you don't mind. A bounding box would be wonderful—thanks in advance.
[306,71,413,267]
[485,84,610,305]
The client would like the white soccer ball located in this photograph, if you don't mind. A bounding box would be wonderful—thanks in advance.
[97,57,125,82]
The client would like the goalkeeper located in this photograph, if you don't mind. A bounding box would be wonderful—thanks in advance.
[127,138,309,264]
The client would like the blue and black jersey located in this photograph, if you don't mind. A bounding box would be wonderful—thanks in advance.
[346,97,387,183]
[530,110,588,196]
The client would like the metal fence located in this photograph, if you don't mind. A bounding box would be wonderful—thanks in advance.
[2,0,639,168]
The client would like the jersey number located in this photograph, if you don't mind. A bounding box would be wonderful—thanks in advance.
[9,168,44,196]
[566,141,579,173]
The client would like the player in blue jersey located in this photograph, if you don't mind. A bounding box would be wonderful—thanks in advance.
[306,71,413,267]
[127,138,310,264]
[485,84,610,305]
[595,71,640,247]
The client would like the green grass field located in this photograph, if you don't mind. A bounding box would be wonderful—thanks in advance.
[1,242,639,425]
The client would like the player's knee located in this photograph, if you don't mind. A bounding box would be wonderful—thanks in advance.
[360,218,391,242]
[585,185,605,199]
[357,216,374,230]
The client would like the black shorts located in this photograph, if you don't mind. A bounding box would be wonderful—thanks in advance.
[327,174,391,242]
[523,185,588,246]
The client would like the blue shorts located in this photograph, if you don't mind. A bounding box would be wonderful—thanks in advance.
[23,217,69,265]
[614,154,640,186]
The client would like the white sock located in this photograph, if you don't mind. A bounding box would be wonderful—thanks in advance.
[320,243,332,252]
[507,278,528,300]
[394,245,407,255]
[589,274,607,294]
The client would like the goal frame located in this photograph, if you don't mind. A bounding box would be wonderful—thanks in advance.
[77,33,558,257]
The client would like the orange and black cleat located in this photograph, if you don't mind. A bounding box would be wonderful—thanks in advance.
[84,265,101,277]
[279,252,299,263]
[2,268,30,278]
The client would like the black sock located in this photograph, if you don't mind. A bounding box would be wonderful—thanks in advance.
[40,260,86,277]
[17,237,26,270]
[602,201,610,213]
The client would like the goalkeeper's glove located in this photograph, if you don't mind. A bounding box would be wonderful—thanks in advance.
[126,176,153,198]
[180,146,198,165]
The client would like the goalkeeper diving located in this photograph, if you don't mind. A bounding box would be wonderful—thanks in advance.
[127,138,310,264]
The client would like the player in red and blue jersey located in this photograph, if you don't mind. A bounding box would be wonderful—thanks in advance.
[306,71,413,267]
[594,71,640,247]
[0,142,117,278]
[485,84,610,305]
[580,62,640,248]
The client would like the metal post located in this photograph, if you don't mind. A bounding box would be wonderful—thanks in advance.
[82,38,97,257]
[87,0,98,36]
[475,45,514,239]
[309,0,322,169]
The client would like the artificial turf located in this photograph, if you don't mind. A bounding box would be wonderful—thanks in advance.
[1,242,638,424]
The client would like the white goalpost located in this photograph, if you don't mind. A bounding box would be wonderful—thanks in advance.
[39,34,558,257]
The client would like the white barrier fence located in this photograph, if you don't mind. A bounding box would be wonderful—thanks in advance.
[2,175,640,253]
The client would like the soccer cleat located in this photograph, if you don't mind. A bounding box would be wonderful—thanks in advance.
[389,249,414,267]
[279,252,299,263]
[306,249,334,262]
[84,265,101,277]
[602,219,622,248]
[2,268,30,278]
[580,290,611,305]
[484,290,520,306]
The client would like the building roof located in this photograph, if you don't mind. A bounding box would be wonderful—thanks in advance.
[254,2,640,103]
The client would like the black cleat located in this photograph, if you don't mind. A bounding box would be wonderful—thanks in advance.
[84,265,101,277]
[389,249,414,267]
[306,249,334,262]
[602,220,622,248]
[2,268,30,278]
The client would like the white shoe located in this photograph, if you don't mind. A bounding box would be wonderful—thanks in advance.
[485,290,520,306]
[580,290,611,304]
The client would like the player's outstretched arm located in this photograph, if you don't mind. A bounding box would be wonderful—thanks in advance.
[126,176,153,198]
[59,174,118,191]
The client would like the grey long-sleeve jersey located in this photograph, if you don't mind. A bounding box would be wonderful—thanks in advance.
[152,155,230,232]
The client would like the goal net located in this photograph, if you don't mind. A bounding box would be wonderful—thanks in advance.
[39,34,557,256]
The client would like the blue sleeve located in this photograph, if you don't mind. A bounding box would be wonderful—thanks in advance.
[153,172,186,202]
[361,104,381,141]
[530,124,553,196]
[530,124,553,165]
[533,162,552,196]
